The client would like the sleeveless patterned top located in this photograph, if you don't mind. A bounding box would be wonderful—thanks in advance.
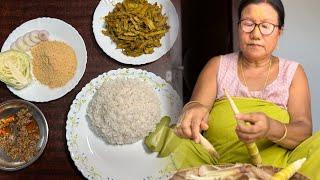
[216,52,299,109]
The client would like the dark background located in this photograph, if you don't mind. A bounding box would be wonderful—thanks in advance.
[181,1,235,100]
[0,0,237,179]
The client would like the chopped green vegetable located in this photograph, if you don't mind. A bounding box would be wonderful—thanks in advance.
[102,0,170,57]
[144,116,170,152]
[0,50,32,89]
[144,116,217,170]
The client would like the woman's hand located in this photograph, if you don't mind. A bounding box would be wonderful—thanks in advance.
[175,103,210,143]
[235,112,271,143]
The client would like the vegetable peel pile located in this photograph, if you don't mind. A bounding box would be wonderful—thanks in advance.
[170,160,308,180]
[0,50,32,89]
[145,117,308,180]
[102,0,170,57]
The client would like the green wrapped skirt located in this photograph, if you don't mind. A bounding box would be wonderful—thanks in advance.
[145,98,320,179]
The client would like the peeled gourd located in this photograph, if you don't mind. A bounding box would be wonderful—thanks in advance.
[0,50,32,89]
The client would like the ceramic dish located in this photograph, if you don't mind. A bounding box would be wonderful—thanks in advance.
[92,0,179,65]
[1,17,87,102]
[66,68,182,179]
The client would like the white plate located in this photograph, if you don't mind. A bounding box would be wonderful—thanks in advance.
[66,68,182,180]
[92,0,179,65]
[1,17,87,102]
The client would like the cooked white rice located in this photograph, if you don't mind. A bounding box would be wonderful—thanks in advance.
[87,77,161,145]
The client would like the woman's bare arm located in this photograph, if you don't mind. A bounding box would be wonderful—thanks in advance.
[178,56,220,142]
[190,56,220,108]
[267,65,312,149]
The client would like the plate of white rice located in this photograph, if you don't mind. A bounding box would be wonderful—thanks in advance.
[66,68,182,180]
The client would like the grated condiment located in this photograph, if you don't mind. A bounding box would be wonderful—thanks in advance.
[31,41,77,88]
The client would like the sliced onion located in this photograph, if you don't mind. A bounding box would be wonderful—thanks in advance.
[16,37,30,52]
[29,30,41,43]
[38,30,49,41]
[23,33,37,46]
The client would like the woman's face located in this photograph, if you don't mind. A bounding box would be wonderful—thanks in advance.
[238,3,282,60]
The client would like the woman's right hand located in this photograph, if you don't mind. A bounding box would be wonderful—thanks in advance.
[175,102,210,143]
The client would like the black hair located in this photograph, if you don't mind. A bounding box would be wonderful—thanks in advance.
[238,0,285,27]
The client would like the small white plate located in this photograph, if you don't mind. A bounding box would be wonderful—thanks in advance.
[1,17,87,102]
[66,68,182,180]
[92,0,179,65]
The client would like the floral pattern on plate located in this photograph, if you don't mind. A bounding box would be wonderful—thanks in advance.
[66,68,182,180]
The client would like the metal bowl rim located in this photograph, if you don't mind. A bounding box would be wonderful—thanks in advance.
[0,99,49,171]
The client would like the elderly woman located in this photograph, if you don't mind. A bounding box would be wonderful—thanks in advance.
[145,0,320,179]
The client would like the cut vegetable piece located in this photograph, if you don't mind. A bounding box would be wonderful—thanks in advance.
[271,158,307,180]
[16,37,30,52]
[16,37,30,51]
[10,42,19,51]
[224,89,262,166]
[199,135,220,159]
[173,125,220,159]
[29,30,41,43]
[23,33,37,46]
[38,30,49,41]
[0,50,32,89]
[144,116,170,152]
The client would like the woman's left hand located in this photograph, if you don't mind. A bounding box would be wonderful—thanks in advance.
[235,112,271,143]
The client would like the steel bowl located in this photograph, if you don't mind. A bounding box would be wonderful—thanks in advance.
[0,99,49,171]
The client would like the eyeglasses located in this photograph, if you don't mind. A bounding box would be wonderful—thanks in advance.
[239,19,280,35]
